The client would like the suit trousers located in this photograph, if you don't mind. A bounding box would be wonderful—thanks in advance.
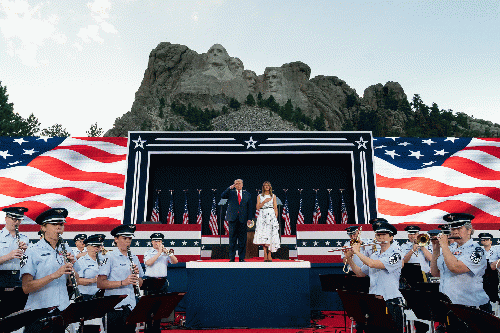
[228,220,247,261]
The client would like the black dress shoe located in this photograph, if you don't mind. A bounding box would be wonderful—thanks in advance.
[229,259,235,262]
[239,259,245,262]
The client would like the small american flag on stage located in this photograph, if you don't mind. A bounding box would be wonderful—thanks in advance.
[0,137,127,224]
[282,194,291,235]
[312,192,321,224]
[151,194,160,223]
[297,192,305,225]
[326,192,336,224]
[374,137,500,224]
[340,191,348,224]
[182,192,189,224]
[167,194,175,224]
[196,191,202,225]
[208,195,218,235]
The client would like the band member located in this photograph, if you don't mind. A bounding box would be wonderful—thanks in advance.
[144,233,178,292]
[478,233,500,304]
[400,225,432,274]
[72,234,87,260]
[344,218,404,333]
[340,226,375,274]
[21,208,80,333]
[77,234,105,300]
[430,213,490,315]
[97,225,144,333]
[221,179,253,262]
[0,207,29,318]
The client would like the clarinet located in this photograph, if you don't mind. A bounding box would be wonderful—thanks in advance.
[126,246,141,298]
[14,225,28,267]
[58,234,83,302]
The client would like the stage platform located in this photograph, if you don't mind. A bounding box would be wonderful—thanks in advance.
[185,259,311,329]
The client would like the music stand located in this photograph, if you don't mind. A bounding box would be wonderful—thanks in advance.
[141,278,167,294]
[443,302,500,333]
[337,290,400,333]
[400,289,451,324]
[319,274,370,293]
[0,306,57,333]
[60,295,126,333]
[125,292,186,333]
[401,263,425,288]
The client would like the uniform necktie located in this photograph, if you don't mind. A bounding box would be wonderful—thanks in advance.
[238,190,241,204]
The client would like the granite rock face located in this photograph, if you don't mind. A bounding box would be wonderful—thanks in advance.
[105,42,407,136]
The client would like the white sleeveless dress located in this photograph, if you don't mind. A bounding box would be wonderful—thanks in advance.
[253,194,281,252]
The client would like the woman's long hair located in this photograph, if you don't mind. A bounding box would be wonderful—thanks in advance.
[261,181,273,196]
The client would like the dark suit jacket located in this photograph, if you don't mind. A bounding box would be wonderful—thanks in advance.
[221,187,253,223]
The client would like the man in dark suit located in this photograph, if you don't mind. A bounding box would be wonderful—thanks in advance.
[221,179,253,262]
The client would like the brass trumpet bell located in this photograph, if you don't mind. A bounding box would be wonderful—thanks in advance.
[416,233,430,247]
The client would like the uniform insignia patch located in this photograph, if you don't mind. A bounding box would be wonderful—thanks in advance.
[389,253,401,264]
[470,247,484,264]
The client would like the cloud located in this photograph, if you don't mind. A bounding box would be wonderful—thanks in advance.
[76,0,117,46]
[0,0,66,66]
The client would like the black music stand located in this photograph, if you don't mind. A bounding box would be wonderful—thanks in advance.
[400,289,451,324]
[337,290,400,333]
[126,292,186,333]
[401,263,425,288]
[0,306,57,333]
[141,277,167,295]
[60,295,126,333]
[443,302,500,333]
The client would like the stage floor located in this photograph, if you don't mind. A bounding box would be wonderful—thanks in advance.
[185,258,311,329]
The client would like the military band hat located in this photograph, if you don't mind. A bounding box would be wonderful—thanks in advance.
[478,233,493,240]
[428,229,441,237]
[443,213,474,229]
[84,234,105,246]
[150,232,164,240]
[111,224,136,237]
[345,226,360,235]
[2,207,28,220]
[404,225,421,234]
[369,218,388,224]
[373,221,397,235]
[438,224,451,235]
[74,234,87,242]
[35,208,68,225]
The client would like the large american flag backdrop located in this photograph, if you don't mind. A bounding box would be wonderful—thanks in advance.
[2,135,500,262]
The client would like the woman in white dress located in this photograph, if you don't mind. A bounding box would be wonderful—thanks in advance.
[253,181,281,261]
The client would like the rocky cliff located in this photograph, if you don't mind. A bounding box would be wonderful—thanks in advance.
[105,42,498,137]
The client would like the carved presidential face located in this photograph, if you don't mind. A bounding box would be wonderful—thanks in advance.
[207,44,229,66]
[228,57,243,75]
[243,70,257,89]
[266,69,281,92]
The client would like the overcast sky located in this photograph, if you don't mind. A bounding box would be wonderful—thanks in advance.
[1,0,499,136]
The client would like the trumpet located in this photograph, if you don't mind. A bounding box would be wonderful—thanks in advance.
[329,241,389,253]
[162,248,174,256]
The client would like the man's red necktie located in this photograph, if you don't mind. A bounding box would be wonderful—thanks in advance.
[238,190,241,204]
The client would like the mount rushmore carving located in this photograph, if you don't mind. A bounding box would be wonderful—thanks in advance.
[106,42,409,136]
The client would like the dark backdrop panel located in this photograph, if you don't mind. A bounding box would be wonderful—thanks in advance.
[146,153,354,235]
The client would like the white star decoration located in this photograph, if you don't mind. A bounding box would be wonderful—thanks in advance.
[23,148,37,155]
[170,241,175,245]
[0,150,13,159]
[194,241,199,246]
[409,150,424,159]
[182,240,187,246]
[336,241,342,246]
[422,139,436,146]
[302,241,307,246]
[13,138,28,145]
[445,137,458,143]
[147,242,151,246]
[244,136,257,149]
[434,149,448,156]
[398,142,411,147]
[355,136,368,149]
[313,241,318,246]
[132,136,147,149]
[385,150,400,159]
[325,241,330,246]
[135,241,140,246]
